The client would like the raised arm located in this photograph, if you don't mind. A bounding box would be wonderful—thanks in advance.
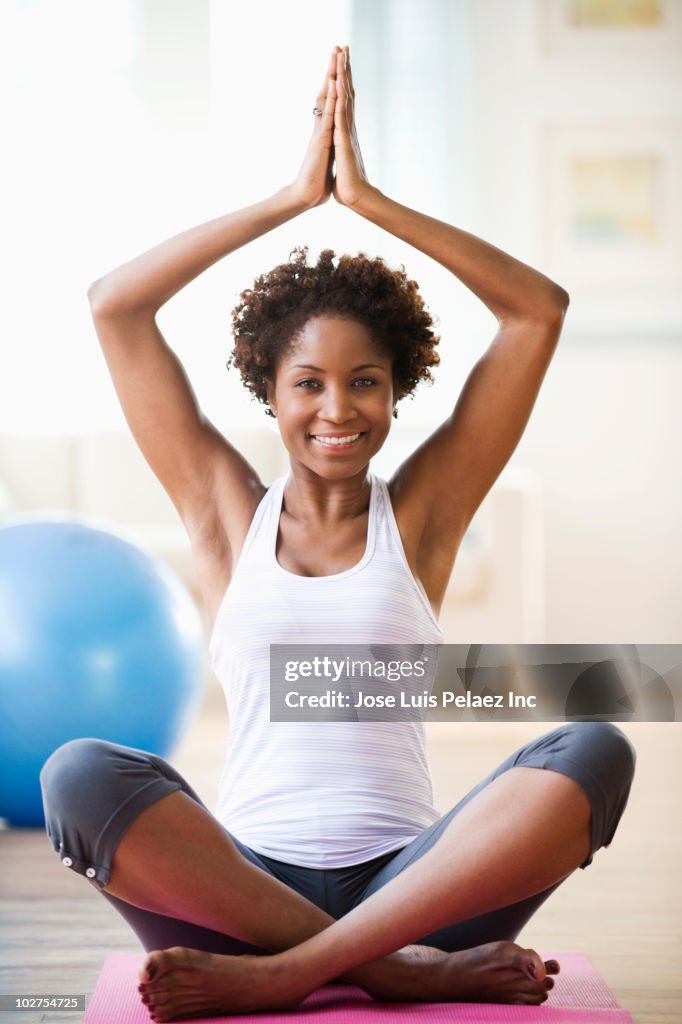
[332,46,569,607]
[88,49,339,565]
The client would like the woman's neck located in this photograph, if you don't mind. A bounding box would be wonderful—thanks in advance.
[282,466,372,526]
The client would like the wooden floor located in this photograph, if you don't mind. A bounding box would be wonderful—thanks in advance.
[1,688,680,1024]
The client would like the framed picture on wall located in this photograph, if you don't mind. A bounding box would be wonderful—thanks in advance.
[539,118,682,329]
[537,0,682,64]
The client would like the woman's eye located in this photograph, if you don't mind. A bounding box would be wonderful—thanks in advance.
[295,378,376,389]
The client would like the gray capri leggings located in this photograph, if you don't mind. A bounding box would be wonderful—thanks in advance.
[39,722,635,956]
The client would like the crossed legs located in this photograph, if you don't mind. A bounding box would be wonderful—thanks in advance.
[40,723,635,1019]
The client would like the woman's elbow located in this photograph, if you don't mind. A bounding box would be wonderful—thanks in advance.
[548,285,570,317]
[87,277,114,319]
[531,287,569,330]
[555,286,570,310]
[87,278,150,321]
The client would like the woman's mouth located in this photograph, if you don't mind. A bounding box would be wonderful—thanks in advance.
[309,432,364,449]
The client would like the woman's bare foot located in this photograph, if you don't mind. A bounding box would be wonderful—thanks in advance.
[137,947,304,1021]
[136,941,559,1019]
[361,941,558,1005]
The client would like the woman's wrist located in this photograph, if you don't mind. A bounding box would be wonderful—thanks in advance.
[344,184,385,216]
[284,181,327,216]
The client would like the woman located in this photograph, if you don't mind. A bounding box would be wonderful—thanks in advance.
[40,45,634,1019]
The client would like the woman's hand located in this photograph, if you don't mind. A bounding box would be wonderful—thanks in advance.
[290,48,338,211]
[332,46,373,209]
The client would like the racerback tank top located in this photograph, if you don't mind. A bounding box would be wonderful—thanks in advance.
[209,471,444,867]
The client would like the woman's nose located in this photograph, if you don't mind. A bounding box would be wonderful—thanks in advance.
[320,386,355,422]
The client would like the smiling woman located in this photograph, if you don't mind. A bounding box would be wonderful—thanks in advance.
[37,42,637,1023]
[268,317,396,461]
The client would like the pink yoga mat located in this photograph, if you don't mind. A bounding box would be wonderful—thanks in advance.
[83,951,633,1023]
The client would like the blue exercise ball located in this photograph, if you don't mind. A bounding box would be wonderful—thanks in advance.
[0,517,206,827]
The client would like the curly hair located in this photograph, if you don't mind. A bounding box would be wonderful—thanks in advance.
[227,246,440,418]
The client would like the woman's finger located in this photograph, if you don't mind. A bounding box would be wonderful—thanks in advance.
[344,45,355,99]
[315,47,339,109]
[335,49,351,129]
[321,69,336,128]
[338,48,354,123]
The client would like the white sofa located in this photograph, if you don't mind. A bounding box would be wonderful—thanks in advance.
[0,429,545,643]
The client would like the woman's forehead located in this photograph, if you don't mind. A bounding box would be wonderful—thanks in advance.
[283,316,391,367]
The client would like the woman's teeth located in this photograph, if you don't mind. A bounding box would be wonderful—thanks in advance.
[310,433,362,447]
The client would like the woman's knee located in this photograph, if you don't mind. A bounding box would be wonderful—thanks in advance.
[39,736,190,830]
[593,720,636,780]
[567,722,635,862]
[559,721,636,796]
[40,737,119,811]
[39,737,188,889]
[515,722,635,865]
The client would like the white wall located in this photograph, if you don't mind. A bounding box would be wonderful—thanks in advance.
[515,340,682,640]
[465,0,682,640]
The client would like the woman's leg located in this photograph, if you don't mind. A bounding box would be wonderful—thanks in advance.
[131,722,635,1019]
[358,720,636,951]
[39,737,338,953]
[38,737,445,1000]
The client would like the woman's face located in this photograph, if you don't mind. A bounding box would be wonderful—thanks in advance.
[267,316,394,478]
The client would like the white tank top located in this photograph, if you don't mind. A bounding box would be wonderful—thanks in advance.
[209,471,444,867]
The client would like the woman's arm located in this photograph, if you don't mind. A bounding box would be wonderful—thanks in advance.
[88,187,309,317]
[88,51,339,556]
[348,190,568,321]
[332,47,568,608]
